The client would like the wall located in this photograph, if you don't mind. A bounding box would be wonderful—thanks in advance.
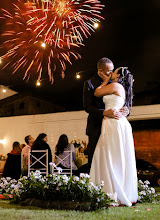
[0,111,88,156]
[133,130,160,169]
[0,104,160,164]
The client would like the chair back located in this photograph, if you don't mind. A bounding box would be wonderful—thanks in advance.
[51,150,72,176]
[28,149,48,176]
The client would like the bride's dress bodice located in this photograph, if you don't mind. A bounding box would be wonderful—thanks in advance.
[103,94,125,111]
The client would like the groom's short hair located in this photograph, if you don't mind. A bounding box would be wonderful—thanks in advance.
[97,57,113,70]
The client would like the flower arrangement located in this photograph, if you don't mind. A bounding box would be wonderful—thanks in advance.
[0,170,111,210]
[71,139,83,148]
[138,180,159,203]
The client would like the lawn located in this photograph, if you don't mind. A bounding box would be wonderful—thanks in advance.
[0,200,160,220]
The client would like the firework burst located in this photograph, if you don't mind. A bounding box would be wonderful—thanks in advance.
[0,0,104,83]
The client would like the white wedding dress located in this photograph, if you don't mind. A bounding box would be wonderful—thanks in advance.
[90,94,138,206]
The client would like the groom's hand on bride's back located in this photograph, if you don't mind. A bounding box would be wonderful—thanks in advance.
[103,108,123,120]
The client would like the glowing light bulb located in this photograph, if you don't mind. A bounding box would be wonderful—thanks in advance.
[0,57,2,64]
[76,73,80,79]
[36,81,41,86]
[2,89,6,93]
[94,23,99,28]
[41,42,46,48]
[133,79,135,83]
[0,139,6,144]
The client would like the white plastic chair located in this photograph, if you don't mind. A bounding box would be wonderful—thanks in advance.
[51,150,73,176]
[28,149,48,176]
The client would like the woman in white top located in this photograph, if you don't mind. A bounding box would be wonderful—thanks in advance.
[55,134,77,174]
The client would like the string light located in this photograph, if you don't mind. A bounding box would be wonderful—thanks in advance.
[76,73,81,79]
[2,89,6,93]
[36,81,41,86]
[0,139,6,144]
[41,42,46,48]
[94,23,99,28]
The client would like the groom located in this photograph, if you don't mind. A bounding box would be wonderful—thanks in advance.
[83,57,129,172]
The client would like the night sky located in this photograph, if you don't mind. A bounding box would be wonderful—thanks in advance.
[0,0,160,111]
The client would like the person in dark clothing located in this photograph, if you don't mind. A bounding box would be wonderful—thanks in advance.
[83,57,130,172]
[3,142,21,180]
[31,133,52,173]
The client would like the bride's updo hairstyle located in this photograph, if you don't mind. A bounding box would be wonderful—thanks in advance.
[118,68,133,110]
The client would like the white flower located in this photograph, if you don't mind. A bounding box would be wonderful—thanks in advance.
[101,180,104,186]
[10,184,16,188]
[113,193,117,202]
[139,191,146,195]
[84,174,90,179]
[80,173,90,179]
[138,180,143,185]
[49,162,57,168]
[151,187,155,193]
[3,180,8,185]
[94,185,99,192]
[144,180,150,185]
[89,182,95,189]
[62,175,68,181]
[57,167,63,174]
[80,173,85,178]
[73,176,80,182]
[58,182,62,186]
[80,180,85,185]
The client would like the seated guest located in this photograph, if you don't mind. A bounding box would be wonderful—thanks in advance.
[3,142,21,180]
[78,140,88,156]
[20,144,26,150]
[55,134,77,175]
[31,133,52,173]
[21,135,34,176]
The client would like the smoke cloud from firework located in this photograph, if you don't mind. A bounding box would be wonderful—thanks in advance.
[0,0,104,83]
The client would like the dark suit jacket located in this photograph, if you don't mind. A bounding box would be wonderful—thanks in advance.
[83,74,130,137]
[3,154,21,180]
[83,75,105,136]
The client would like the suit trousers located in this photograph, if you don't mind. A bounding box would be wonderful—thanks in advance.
[87,129,101,171]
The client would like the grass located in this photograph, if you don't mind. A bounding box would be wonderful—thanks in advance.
[0,200,160,220]
[0,187,159,220]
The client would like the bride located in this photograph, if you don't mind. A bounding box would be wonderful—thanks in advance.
[89,67,138,207]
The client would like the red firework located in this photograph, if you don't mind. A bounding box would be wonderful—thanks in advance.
[0,0,104,83]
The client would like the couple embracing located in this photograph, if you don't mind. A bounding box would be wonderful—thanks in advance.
[83,57,138,206]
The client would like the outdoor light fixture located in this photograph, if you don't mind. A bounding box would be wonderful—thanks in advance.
[0,85,8,93]
[41,42,46,48]
[75,71,85,79]
[36,81,41,86]
[0,139,6,144]
[76,73,81,79]
[94,23,99,28]
[2,89,6,93]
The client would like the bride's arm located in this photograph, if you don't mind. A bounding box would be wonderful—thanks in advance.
[94,82,118,97]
